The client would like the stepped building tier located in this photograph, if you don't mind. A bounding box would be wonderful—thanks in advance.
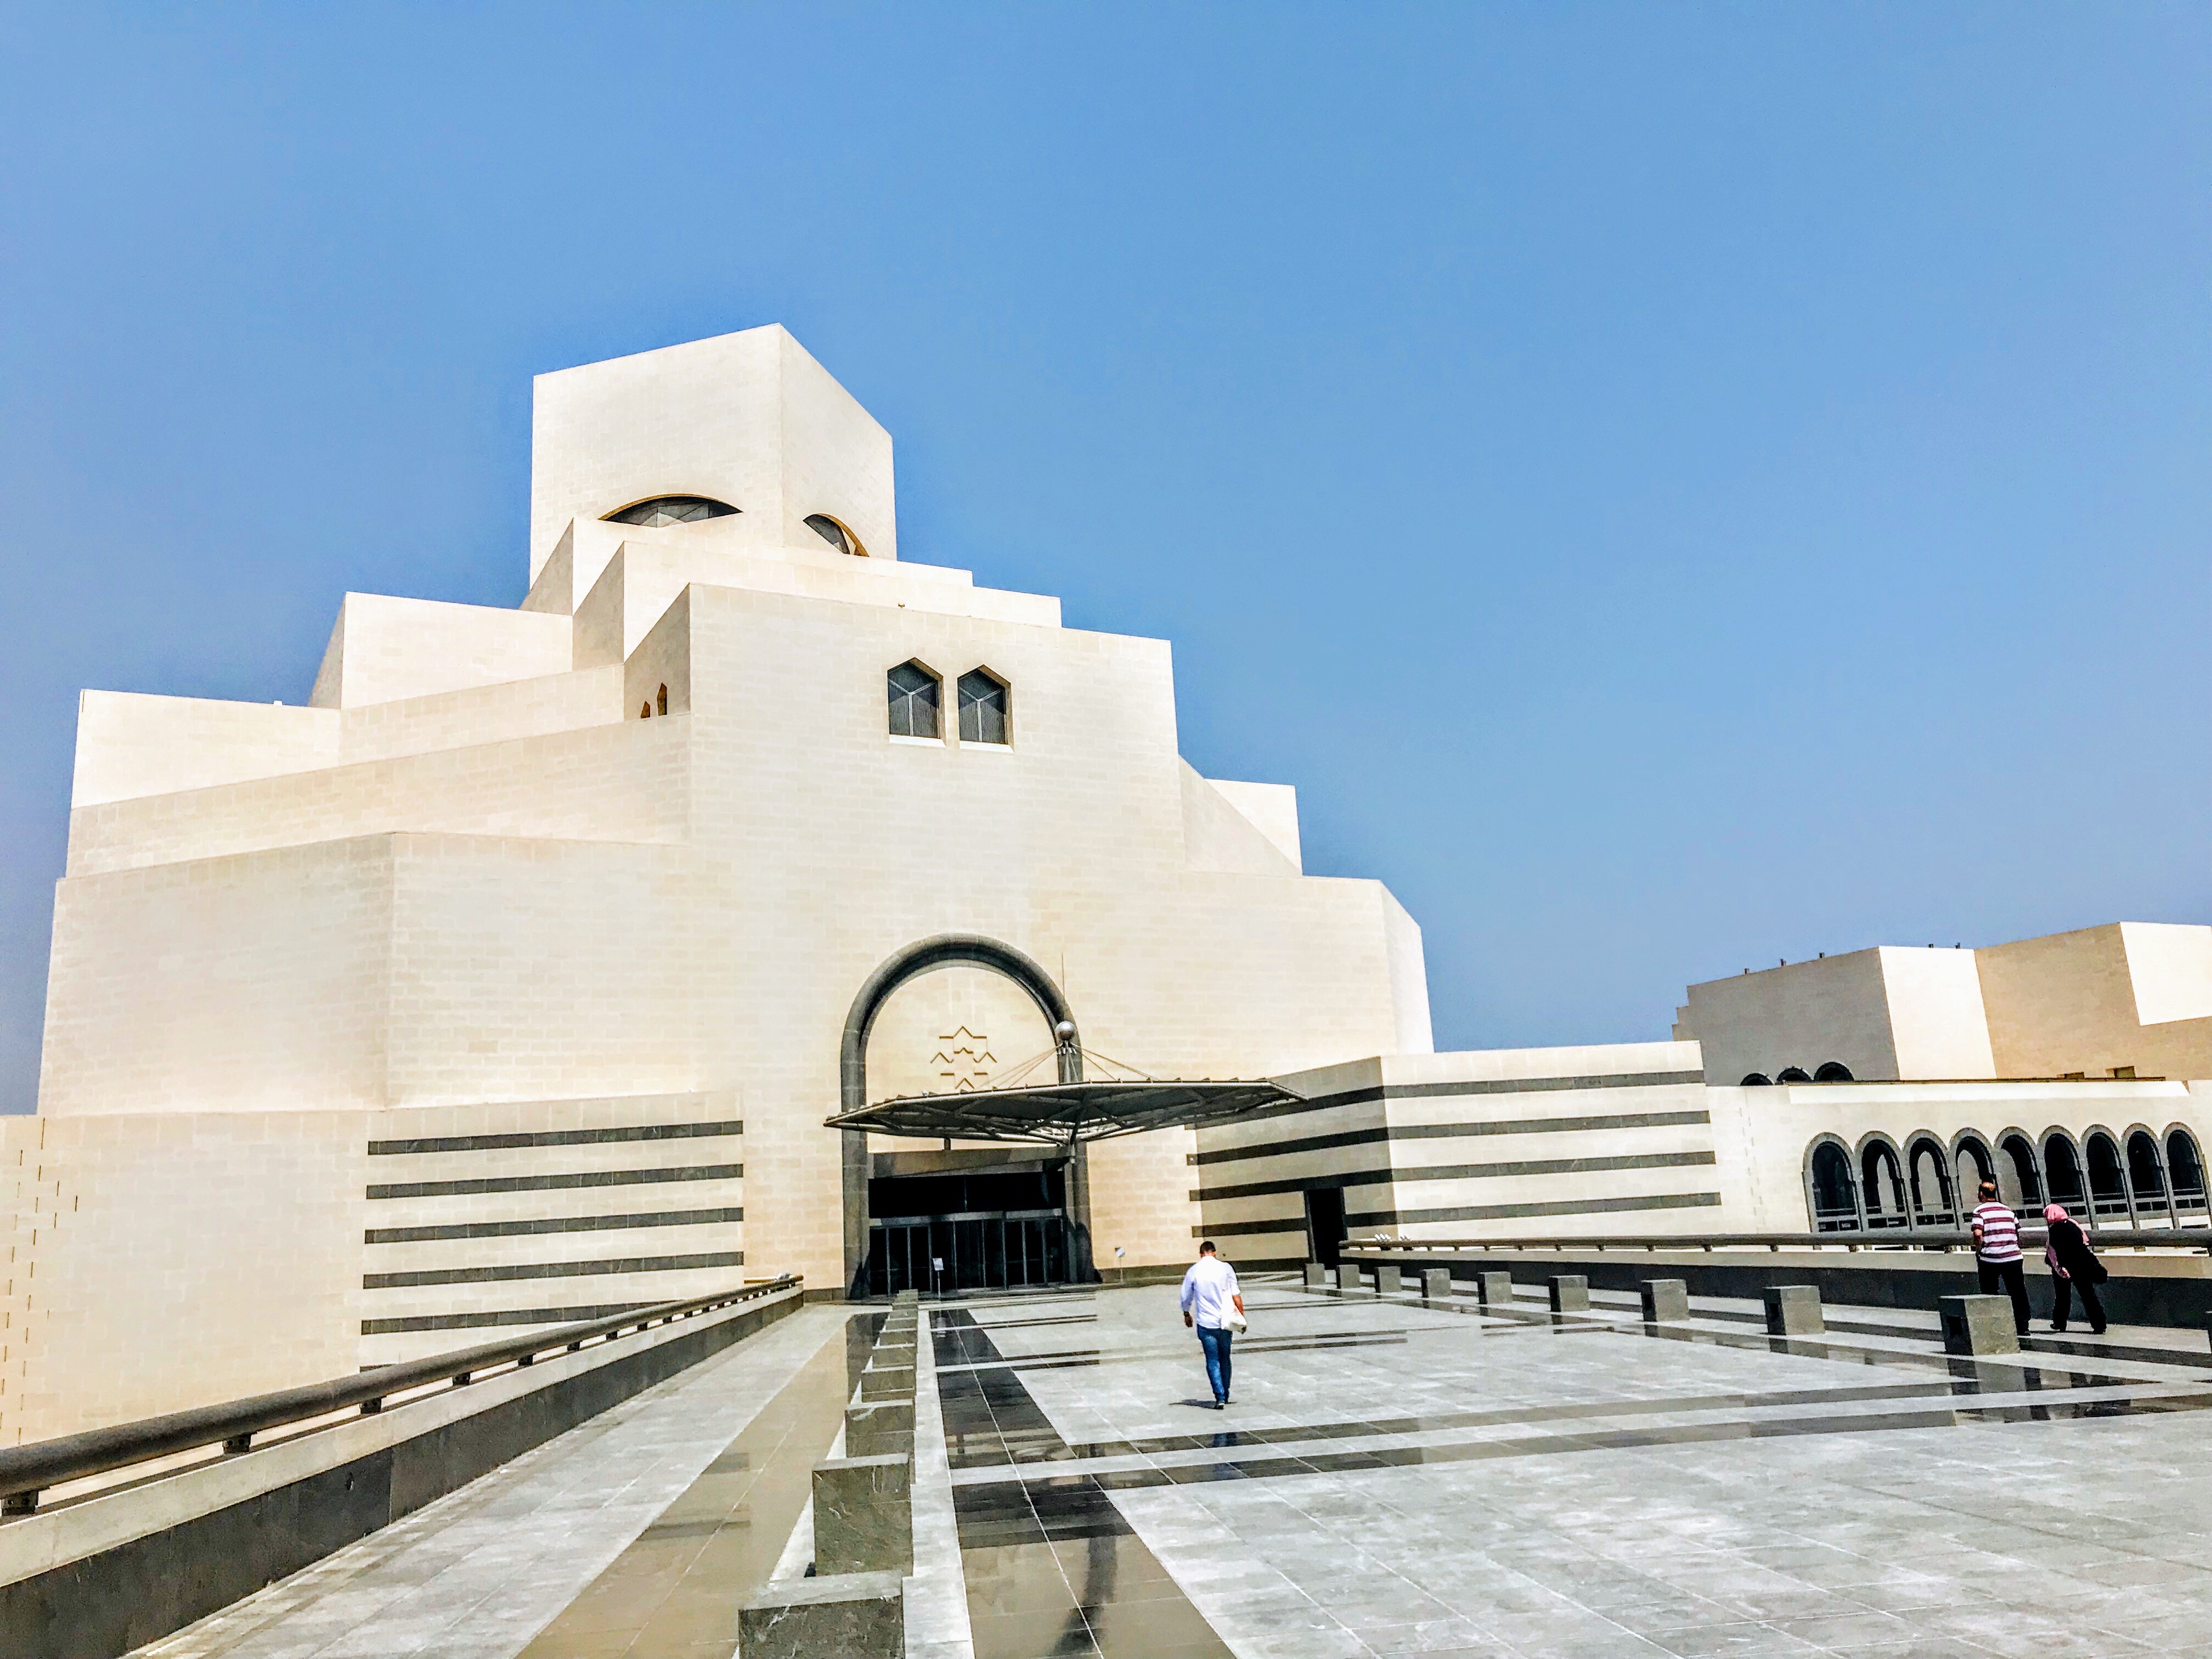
[8,325,2207,1448]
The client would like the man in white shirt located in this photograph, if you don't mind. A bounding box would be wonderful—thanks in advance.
[1179,1240,1244,1409]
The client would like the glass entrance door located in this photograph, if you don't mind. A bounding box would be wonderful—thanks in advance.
[864,1164,1070,1296]
[867,1211,1066,1295]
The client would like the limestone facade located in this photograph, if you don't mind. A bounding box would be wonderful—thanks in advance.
[1674,923,2212,1086]
[1194,1050,2212,1264]
[10,325,1432,1441]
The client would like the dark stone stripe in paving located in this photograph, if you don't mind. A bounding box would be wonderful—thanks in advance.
[1283,1283,2169,1385]
[943,1378,2004,1471]
[936,1328,1427,1373]
[958,1386,2212,1496]
[936,1310,1232,1659]
[1665,1300,2212,1372]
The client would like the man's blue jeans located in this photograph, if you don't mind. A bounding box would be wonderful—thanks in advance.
[1197,1323,1234,1402]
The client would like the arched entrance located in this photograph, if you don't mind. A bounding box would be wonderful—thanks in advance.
[839,934,1089,1297]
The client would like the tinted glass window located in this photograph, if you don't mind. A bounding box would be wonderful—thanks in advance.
[958,670,1008,744]
[888,662,940,738]
[606,495,738,527]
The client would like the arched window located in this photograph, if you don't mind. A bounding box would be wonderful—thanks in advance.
[1953,1136,1994,1208]
[1776,1066,1813,1084]
[2084,1131,2129,1224]
[1740,1073,1773,1087]
[2168,1130,2208,1223]
[1808,1142,1860,1232]
[957,670,1009,746]
[1813,1062,1854,1082]
[656,684,668,716]
[639,700,652,719]
[2126,1130,2167,1217]
[887,662,941,739]
[1998,1134,2043,1207]
[2043,1134,2086,1209]
[1906,1137,1954,1226]
[805,514,864,556]
[606,495,738,527]
[1860,1140,1908,1229]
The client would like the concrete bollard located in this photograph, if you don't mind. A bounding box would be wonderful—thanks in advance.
[814,1454,914,1574]
[860,1364,915,1402]
[1335,1263,1365,1292]
[1304,1262,1328,1288]
[1763,1285,1824,1337]
[1639,1279,1689,1323]
[1939,1294,2020,1356]
[1421,1267,1453,1300]
[737,1571,904,1658]
[1548,1276,1590,1314]
[1474,1271,1514,1308]
[1375,1263,1404,1294]
[846,1401,916,1460]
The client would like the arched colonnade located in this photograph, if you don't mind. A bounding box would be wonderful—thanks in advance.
[1805,1124,2209,1234]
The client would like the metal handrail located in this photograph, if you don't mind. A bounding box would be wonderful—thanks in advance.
[1342,1230,2212,1255]
[0,1274,800,1518]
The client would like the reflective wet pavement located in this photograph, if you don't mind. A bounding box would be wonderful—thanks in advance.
[935,1275,2212,1658]
[125,1276,2212,1658]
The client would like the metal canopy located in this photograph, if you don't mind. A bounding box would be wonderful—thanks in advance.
[824,1078,1301,1144]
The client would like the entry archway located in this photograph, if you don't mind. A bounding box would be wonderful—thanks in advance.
[838,934,1085,1296]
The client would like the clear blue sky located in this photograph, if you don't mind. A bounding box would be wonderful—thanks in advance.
[2,5,2205,1113]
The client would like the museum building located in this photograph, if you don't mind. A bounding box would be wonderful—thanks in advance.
[3,326,2207,1447]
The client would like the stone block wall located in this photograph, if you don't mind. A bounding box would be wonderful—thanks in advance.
[1195,1044,1721,1266]
[0,1093,757,1442]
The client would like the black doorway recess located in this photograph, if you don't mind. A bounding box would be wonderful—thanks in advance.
[866,1165,1070,1295]
[1304,1187,1347,1268]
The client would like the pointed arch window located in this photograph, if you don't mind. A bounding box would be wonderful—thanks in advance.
[888,662,941,739]
[957,669,1009,746]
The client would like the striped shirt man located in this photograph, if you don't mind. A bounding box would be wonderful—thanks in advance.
[1970,1199,2021,1262]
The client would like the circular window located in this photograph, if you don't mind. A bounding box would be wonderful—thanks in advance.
[606,495,738,527]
